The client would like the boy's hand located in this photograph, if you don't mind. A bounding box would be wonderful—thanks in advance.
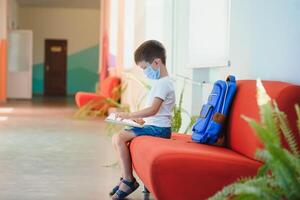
[132,118,145,125]
[115,112,130,119]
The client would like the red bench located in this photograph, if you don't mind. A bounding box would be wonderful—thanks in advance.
[130,80,300,200]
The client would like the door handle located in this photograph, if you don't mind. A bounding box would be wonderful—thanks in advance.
[46,65,50,71]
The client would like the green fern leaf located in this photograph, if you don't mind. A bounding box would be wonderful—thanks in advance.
[283,149,300,174]
[274,103,300,158]
[255,149,271,162]
[255,150,272,177]
[208,182,237,200]
[234,176,282,200]
[295,104,300,137]
[267,145,300,198]
[261,103,280,141]
[242,115,279,147]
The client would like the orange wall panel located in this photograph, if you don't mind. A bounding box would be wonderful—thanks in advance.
[0,39,7,101]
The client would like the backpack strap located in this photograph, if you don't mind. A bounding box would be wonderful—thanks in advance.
[221,75,235,114]
[226,75,236,83]
[221,81,229,115]
[222,75,236,114]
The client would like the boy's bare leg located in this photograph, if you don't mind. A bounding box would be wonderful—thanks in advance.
[112,130,137,195]
[111,137,124,178]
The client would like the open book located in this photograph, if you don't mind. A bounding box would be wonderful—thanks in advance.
[105,113,144,128]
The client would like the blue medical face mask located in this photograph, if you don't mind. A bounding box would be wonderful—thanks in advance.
[143,63,160,80]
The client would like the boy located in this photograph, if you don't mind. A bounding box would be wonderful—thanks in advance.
[110,40,175,199]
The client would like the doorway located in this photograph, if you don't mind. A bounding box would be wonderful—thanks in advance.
[44,39,67,96]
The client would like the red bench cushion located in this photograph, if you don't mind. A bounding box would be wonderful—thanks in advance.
[130,134,261,200]
[227,80,300,159]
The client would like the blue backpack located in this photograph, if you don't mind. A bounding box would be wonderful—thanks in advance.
[192,75,237,144]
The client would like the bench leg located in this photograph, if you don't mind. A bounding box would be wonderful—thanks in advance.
[143,186,150,200]
[143,185,150,193]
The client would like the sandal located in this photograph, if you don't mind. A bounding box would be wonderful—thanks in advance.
[109,177,123,196]
[112,178,140,199]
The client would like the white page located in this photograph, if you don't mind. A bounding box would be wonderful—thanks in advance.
[105,113,144,128]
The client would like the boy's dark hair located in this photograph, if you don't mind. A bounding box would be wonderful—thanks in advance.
[134,40,166,65]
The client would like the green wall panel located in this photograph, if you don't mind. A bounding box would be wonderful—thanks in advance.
[32,44,99,95]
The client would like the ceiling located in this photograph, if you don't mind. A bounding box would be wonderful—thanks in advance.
[17,0,100,9]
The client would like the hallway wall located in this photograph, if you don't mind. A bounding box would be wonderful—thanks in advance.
[19,6,100,95]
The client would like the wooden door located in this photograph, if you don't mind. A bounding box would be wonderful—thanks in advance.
[44,39,67,96]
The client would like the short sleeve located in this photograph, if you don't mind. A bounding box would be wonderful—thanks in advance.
[152,80,170,101]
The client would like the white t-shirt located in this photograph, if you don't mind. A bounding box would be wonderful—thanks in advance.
[143,76,175,127]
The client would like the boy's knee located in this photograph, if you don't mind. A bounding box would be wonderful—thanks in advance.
[112,131,125,146]
[112,130,134,146]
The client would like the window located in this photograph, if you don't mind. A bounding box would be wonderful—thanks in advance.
[120,0,230,70]
[108,0,118,68]
[123,0,135,69]
[144,0,173,70]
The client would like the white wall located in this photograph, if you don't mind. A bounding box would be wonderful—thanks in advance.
[209,0,300,85]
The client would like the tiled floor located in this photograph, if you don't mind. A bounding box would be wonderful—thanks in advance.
[0,97,154,200]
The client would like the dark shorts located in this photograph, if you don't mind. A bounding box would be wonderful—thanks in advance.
[125,125,172,139]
